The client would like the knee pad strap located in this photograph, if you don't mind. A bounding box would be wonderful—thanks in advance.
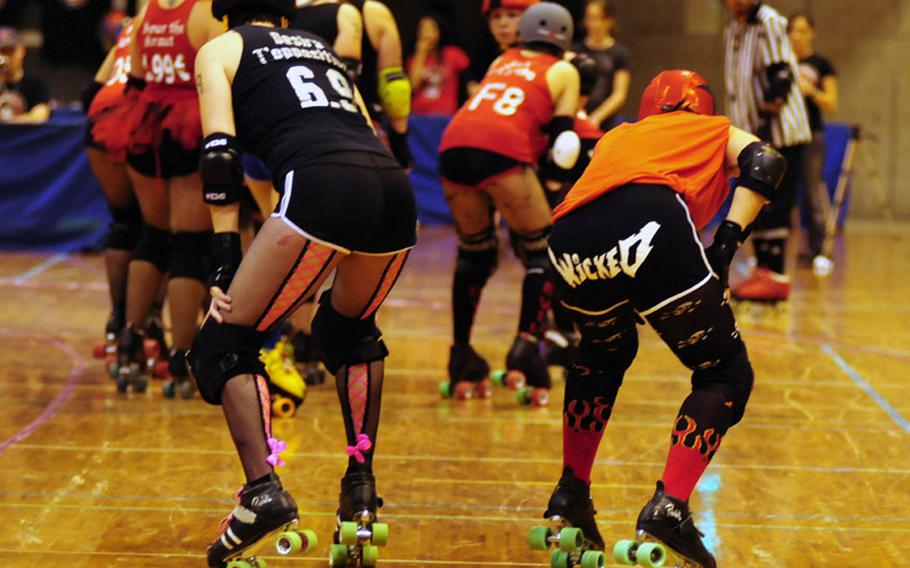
[131,224,171,273]
[187,319,266,405]
[170,231,211,283]
[514,227,551,270]
[312,295,388,375]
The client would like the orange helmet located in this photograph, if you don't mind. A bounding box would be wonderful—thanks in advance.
[482,0,539,16]
[638,70,715,121]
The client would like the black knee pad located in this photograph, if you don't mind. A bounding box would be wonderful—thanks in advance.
[691,339,753,425]
[512,227,551,271]
[456,227,499,284]
[105,207,143,251]
[170,231,211,283]
[131,224,171,273]
[312,294,389,375]
[563,337,637,432]
[186,319,267,405]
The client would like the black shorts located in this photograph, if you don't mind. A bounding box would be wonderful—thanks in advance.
[548,184,714,318]
[126,130,201,179]
[439,147,525,188]
[274,151,417,254]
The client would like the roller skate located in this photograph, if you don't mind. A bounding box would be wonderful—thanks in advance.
[612,482,715,568]
[143,305,170,380]
[207,472,317,568]
[330,468,389,567]
[494,333,551,406]
[529,467,606,568]
[114,325,150,393]
[291,331,326,386]
[730,268,790,318]
[93,305,125,380]
[261,340,306,418]
[163,348,195,399]
[439,344,492,400]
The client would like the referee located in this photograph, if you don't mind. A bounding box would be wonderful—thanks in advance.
[723,0,810,302]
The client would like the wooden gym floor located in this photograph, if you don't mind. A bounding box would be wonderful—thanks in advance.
[0,223,908,567]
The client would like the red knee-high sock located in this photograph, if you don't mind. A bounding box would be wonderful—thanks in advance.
[562,394,616,484]
[660,390,734,501]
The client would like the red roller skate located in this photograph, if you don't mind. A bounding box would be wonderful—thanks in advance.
[440,344,492,400]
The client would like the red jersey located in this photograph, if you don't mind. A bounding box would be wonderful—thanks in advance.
[439,49,559,164]
[554,112,732,229]
[138,0,197,93]
[409,46,470,116]
[89,21,134,114]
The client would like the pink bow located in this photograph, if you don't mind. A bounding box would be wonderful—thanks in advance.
[345,434,372,464]
[267,437,287,468]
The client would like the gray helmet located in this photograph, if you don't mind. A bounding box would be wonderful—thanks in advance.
[518,2,574,54]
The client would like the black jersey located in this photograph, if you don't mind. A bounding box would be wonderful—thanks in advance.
[231,25,390,177]
[291,3,340,46]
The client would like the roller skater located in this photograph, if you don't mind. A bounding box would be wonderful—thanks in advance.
[190,1,416,565]
[439,2,580,404]
[531,70,788,567]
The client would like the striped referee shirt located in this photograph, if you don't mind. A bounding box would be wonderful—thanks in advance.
[723,2,811,148]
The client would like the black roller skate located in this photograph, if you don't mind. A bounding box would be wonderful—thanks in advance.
[163,348,195,399]
[93,305,125,380]
[207,473,317,568]
[291,331,326,386]
[529,467,606,568]
[440,344,492,400]
[494,333,551,406]
[330,469,389,567]
[114,325,149,393]
[612,482,716,568]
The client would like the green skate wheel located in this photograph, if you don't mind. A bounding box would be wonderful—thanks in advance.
[516,386,532,405]
[550,549,571,568]
[361,544,379,567]
[580,550,606,568]
[226,561,253,568]
[275,530,303,555]
[635,542,666,568]
[528,525,551,550]
[339,521,359,545]
[557,527,583,552]
[439,380,451,399]
[612,540,638,565]
[491,369,506,386]
[329,543,349,566]
[371,522,389,546]
[300,529,318,552]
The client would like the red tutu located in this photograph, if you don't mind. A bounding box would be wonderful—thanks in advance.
[87,90,131,163]
[125,87,202,156]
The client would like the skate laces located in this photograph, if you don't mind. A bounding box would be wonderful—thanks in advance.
[345,434,372,464]
[216,486,245,532]
[267,437,287,468]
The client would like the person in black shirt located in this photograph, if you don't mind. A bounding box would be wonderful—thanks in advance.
[572,0,630,130]
[190,1,416,565]
[789,12,838,274]
[0,26,49,123]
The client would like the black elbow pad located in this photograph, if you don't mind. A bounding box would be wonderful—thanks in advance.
[736,141,787,201]
[200,133,244,206]
[765,62,793,103]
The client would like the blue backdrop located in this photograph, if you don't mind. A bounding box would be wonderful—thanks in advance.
[0,111,854,251]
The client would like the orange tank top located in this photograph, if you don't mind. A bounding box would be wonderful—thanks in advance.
[553,112,732,229]
[90,21,135,112]
[138,0,198,92]
[439,48,559,163]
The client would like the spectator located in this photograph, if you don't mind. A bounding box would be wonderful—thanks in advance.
[723,0,811,302]
[573,0,630,130]
[789,12,838,275]
[407,13,470,116]
[0,26,49,123]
